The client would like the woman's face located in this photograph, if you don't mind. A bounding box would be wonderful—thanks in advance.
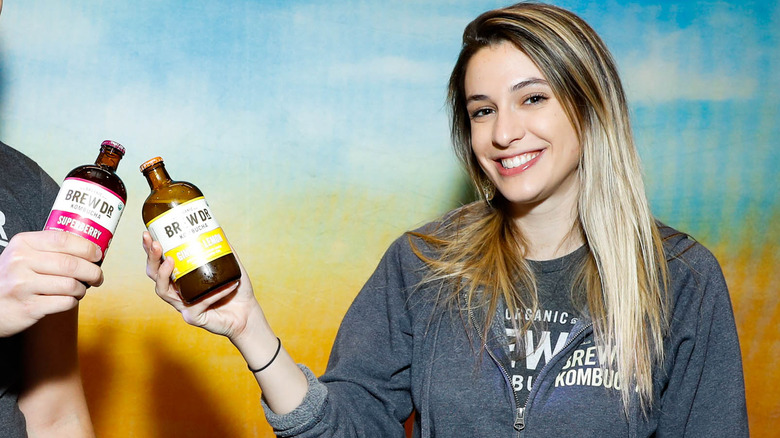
[465,42,581,214]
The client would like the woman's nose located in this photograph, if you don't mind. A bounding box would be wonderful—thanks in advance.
[491,108,525,148]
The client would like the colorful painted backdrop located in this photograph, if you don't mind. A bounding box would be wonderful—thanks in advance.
[1,0,777,436]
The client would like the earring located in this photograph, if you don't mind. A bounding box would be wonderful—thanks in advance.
[482,181,495,204]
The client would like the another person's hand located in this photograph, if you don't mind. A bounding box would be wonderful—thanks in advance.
[0,230,103,337]
[142,231,261,341]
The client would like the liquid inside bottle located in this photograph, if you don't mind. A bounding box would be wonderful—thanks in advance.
[140,157,240,303]
[44,140,127,264]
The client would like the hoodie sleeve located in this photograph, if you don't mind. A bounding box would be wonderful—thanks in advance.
[656,240,749,437]
[262,235,419,437]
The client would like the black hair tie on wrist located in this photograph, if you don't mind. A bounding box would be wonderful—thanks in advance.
[248,337,282,374]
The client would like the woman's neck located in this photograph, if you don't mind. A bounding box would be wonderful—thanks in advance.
[509,192,584,261]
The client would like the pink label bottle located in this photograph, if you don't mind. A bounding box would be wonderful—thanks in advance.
[44,140,127,263]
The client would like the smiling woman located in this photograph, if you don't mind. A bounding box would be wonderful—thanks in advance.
[413,0,690,422]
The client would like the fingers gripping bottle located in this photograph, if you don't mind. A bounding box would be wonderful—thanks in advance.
[140,157,240,304]
[44,140,127,263]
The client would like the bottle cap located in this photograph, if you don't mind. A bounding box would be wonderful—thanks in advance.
[139,156,164,172]
[101,140,126,156]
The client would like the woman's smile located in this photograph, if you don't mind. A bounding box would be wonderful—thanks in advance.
[496,149,544,175]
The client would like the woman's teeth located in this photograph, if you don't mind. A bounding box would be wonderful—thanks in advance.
[501,152,540,169]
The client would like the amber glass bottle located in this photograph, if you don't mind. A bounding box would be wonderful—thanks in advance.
[45,140,127,264]
[140,157,240,303]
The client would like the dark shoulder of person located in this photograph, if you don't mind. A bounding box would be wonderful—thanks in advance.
[0,142,51,436]
[0,141,60,244]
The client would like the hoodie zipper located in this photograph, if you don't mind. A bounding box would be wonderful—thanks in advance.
[468,306,524,436]
[469,303,593,436]
[516,321,593,433]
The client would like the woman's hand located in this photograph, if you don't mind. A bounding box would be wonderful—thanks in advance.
[142,231,309,415]
[141,231,261,341]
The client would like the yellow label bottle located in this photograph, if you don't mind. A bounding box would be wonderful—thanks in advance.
[140,157,240,303]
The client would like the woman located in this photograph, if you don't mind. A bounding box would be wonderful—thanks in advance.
[143,2,748,436]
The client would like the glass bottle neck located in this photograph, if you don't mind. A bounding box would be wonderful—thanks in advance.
[95,147,123,172]
[143,164,172,190]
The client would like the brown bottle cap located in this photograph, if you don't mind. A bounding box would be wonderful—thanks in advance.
[139,156,164,172]
[101,140,126,156]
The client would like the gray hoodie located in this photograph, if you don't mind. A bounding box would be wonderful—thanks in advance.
[263,222,748,437]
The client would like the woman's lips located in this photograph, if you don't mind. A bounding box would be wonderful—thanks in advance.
[495,149,543,175]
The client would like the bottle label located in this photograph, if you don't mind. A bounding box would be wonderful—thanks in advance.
[145,197,232,281]
[44,177,125,255]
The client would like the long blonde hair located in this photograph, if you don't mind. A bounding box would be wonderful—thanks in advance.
[411,2,669,414]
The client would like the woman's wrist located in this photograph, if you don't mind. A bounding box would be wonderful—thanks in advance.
[229,302,280,369]
[229,301,308,414]
[247,336,282,373]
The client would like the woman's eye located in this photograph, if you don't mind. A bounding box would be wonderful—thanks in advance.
[523,94,548,105]
[470,108,494,119]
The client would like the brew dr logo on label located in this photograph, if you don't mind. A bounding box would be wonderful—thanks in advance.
[45,177,125,255]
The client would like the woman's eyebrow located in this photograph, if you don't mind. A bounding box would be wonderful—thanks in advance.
[466,94,489,104]
[511,77,548,92]
[466,78,549,104]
